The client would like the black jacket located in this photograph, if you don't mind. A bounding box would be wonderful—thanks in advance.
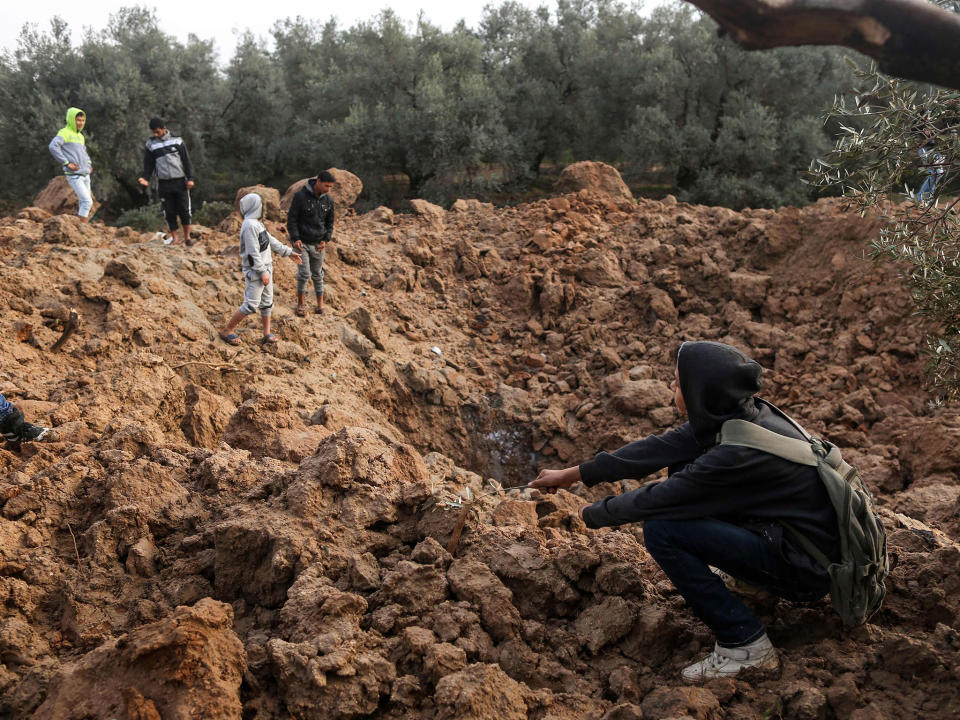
[580,341,839,575]
[287,179,334,244]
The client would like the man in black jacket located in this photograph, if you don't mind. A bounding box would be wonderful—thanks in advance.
[530,341,838,682]
[287,171,335,316]
[138,118,196,246]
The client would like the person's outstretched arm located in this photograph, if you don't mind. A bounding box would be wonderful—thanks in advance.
[138,146,155,186]
[179,142,195,187]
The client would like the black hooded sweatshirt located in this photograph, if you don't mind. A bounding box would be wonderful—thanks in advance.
[579,341,839,576]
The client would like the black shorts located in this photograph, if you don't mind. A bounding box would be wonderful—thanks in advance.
[160,188,191,230]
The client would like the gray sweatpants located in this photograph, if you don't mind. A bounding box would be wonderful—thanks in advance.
[239,265,274,316]
[296,244,325,295]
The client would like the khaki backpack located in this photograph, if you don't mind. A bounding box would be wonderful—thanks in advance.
[719,404,889,629]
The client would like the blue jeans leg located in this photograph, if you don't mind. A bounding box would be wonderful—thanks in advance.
[0,394,12,421]
[643,518,826,647]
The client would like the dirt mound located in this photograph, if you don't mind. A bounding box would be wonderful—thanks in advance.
[234,185,283,221]
[555,161,634,202]
[0,184,958,718]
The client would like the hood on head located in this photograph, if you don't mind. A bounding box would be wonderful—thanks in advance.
[239,193,262,220]
[677,341,761,446]
[66,107,85,132]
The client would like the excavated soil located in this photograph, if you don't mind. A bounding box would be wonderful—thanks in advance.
[0,189,958,720]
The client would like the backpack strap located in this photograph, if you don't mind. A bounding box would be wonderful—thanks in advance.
[718,419,820,467]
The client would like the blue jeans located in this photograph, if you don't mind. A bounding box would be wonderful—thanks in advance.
[643,518,829,647]
[0,394,12,421]
[917,173,938,203]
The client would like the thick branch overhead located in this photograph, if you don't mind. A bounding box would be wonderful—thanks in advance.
[684,0,960,90]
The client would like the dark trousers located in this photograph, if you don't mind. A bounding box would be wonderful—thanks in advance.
[643,518,829,647]
[160,187,191,230]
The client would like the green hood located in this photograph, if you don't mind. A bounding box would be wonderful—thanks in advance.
[65,107,85,133]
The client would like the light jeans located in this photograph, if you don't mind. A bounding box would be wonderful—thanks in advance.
[296,244,325,295]
[0,393,12,421]
[66,174,93,217]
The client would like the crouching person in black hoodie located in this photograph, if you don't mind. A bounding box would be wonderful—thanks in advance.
[529,341,839,682]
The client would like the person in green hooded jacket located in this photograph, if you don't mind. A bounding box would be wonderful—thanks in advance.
[48,107,93,222]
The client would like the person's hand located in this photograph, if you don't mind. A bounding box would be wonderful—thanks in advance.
[186,180,195,189]
[261,273,270,285]
[291,253,303,265]
[529,465,581,494]
[318,241,327,251]
[294,240,303,251]
[66,163,79,171]
[137,177,149,187]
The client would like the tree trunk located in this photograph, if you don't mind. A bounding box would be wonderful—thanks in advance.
[684,0,960,90]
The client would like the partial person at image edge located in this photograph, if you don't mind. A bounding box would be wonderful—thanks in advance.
[0,393,49,443]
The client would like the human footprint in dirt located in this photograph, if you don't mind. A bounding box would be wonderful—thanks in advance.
[530,341,839,683]
[220,193,301,346]
[0,393,49,443]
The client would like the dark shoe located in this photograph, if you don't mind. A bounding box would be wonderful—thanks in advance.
[1,410,49,443]
[219,332,242,346]
[16,421,50,442]
[261,333,278,344]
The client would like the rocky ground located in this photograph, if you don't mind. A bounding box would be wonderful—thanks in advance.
[1,164,958,719]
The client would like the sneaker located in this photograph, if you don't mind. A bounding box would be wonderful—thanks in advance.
[2,420,49,443]
[681,634,779,683]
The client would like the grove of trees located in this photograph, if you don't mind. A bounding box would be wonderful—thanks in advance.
[0,1,854,215]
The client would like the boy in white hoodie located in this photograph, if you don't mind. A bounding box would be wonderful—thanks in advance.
[219,193,301,345]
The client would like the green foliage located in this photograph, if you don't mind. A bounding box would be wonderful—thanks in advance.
[0,2,854,213]
[115,201,164,231]
[808,18,960,395]
[0,8,221,210]
[192,200,232,227]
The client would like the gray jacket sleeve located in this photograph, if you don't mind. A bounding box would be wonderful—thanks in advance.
[48,135,68,165]
[268,232,294,258]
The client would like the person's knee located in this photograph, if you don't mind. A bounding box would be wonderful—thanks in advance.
[643,518,686,558]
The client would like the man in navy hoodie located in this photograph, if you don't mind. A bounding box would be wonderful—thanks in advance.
[530,341,839,682]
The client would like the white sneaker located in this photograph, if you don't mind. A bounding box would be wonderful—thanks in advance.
[681,634,779,683]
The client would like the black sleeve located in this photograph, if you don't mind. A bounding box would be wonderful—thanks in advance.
[578,424,701,487]
[142,146,155,179]
[324,199,335,242]
[286,193,301,241]
[179,142,194,180]
[581,443,784,529]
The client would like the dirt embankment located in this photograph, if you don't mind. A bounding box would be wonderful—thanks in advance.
[0,182,958,719]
